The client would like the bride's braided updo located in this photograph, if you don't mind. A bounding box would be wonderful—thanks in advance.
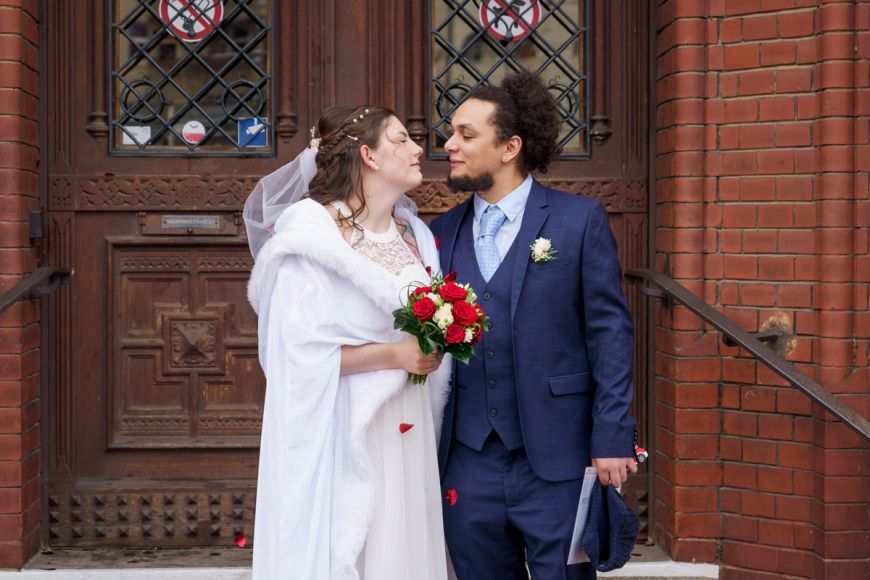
[307,105,394,230]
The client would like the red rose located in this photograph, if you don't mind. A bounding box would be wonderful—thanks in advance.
[445,323,467,344]
[439,281,468,303]
[474,304,486,320]
[444,272,457,283]
[412,297,436,321]
[413,285,433,297]
[452,300,477,326]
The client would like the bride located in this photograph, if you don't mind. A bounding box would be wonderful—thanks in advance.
[245,106,451,579]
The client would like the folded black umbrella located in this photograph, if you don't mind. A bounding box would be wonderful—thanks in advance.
[580,483,640,572]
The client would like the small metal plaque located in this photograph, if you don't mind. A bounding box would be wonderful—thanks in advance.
[162,215,221,229]
[140,213,238,236]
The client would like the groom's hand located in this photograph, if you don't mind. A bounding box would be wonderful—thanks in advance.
[592,457,638,488]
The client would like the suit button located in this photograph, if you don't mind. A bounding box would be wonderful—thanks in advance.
[488,380,496,389]
[486,351,494,359]
[483,292,492,300]
[490,409,498,417]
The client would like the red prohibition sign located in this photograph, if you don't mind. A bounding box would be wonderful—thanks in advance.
[479,0,541,42]
[159,0,224,43]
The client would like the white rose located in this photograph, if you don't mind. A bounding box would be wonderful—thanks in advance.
[433,303,454,330]
[427,292,444,307]
[535,238,552,253]
[531,238,553,262]
[464,329,474,343]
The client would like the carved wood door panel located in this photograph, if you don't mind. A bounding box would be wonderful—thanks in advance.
[109,242,261,449]
[43,0,650,547]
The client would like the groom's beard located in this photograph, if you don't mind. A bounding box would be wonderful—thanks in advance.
[447,172,494,193]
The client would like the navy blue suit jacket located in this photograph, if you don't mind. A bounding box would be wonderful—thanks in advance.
[430,180,637,482]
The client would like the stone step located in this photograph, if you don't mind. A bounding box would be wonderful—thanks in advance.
[600,561,720,579]
[1,546,719,579]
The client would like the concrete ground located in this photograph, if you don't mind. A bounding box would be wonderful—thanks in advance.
[0,544,719,579]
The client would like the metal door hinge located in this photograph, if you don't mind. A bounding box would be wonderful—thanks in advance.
[28,210,43,239]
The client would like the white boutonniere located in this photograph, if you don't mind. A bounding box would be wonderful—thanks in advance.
[530,237,557,262]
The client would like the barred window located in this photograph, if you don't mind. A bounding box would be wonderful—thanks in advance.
[431,0,589,156]
[110,0,272,155]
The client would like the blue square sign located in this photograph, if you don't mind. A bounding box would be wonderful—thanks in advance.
[238,117,268,148]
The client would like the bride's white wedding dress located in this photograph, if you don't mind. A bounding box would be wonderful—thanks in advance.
[336,203,448,580]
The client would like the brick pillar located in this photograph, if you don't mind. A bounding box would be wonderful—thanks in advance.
[808,2,870,578]
[655,1,869,578]
[0,0,41,569]
[654,0,726,564]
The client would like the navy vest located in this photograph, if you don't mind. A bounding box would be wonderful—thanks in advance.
[452,210,524,451]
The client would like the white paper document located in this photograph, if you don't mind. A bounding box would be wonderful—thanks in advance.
[567,466,600,564]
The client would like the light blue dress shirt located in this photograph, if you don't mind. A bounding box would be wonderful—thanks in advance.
[472,175,533,265]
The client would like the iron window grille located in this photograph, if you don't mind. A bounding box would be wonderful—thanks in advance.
[430,0,590,157]
[110,0,273,156]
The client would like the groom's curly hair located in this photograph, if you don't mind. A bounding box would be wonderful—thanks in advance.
[467,71,562,175]
[307,105,394,234]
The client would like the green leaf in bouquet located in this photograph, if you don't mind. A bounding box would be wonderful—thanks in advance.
[393,308,417,331]
[416,334,437,356]
[449,344,475,364]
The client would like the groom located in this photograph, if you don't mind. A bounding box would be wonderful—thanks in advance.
[430,71,638,579]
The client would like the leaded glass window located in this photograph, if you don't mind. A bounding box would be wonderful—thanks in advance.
[110,0,272,155]
[431,0,589,156]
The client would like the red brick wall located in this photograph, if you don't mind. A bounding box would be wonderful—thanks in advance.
[0,0,41,569]
[655,0,869,578]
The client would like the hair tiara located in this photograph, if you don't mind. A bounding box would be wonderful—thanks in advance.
[345,108,370,142]
[309,108,373,151]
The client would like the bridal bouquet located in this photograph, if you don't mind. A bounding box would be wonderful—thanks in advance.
[393,271,490,384]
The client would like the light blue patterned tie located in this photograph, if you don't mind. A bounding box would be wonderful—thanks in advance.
[475,205,507,282]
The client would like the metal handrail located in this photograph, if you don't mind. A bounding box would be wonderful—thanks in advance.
[625,268,870,442]
[0,267,72,316]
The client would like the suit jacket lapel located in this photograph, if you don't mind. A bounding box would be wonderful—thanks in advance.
[510,181,550,321]
[439,197,474,276]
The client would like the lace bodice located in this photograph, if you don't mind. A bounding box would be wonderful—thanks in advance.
[331,202,424,278]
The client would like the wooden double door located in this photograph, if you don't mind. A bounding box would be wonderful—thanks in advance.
[42,0,651,547]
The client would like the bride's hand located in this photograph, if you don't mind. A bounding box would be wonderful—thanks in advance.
[393,336,441,375]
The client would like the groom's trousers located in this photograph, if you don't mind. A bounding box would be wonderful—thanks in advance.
[442,434,595,580]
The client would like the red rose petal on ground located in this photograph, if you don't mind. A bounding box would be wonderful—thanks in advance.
[234,534,247,548]
[399,423,414,433]
[445,489,458,506]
